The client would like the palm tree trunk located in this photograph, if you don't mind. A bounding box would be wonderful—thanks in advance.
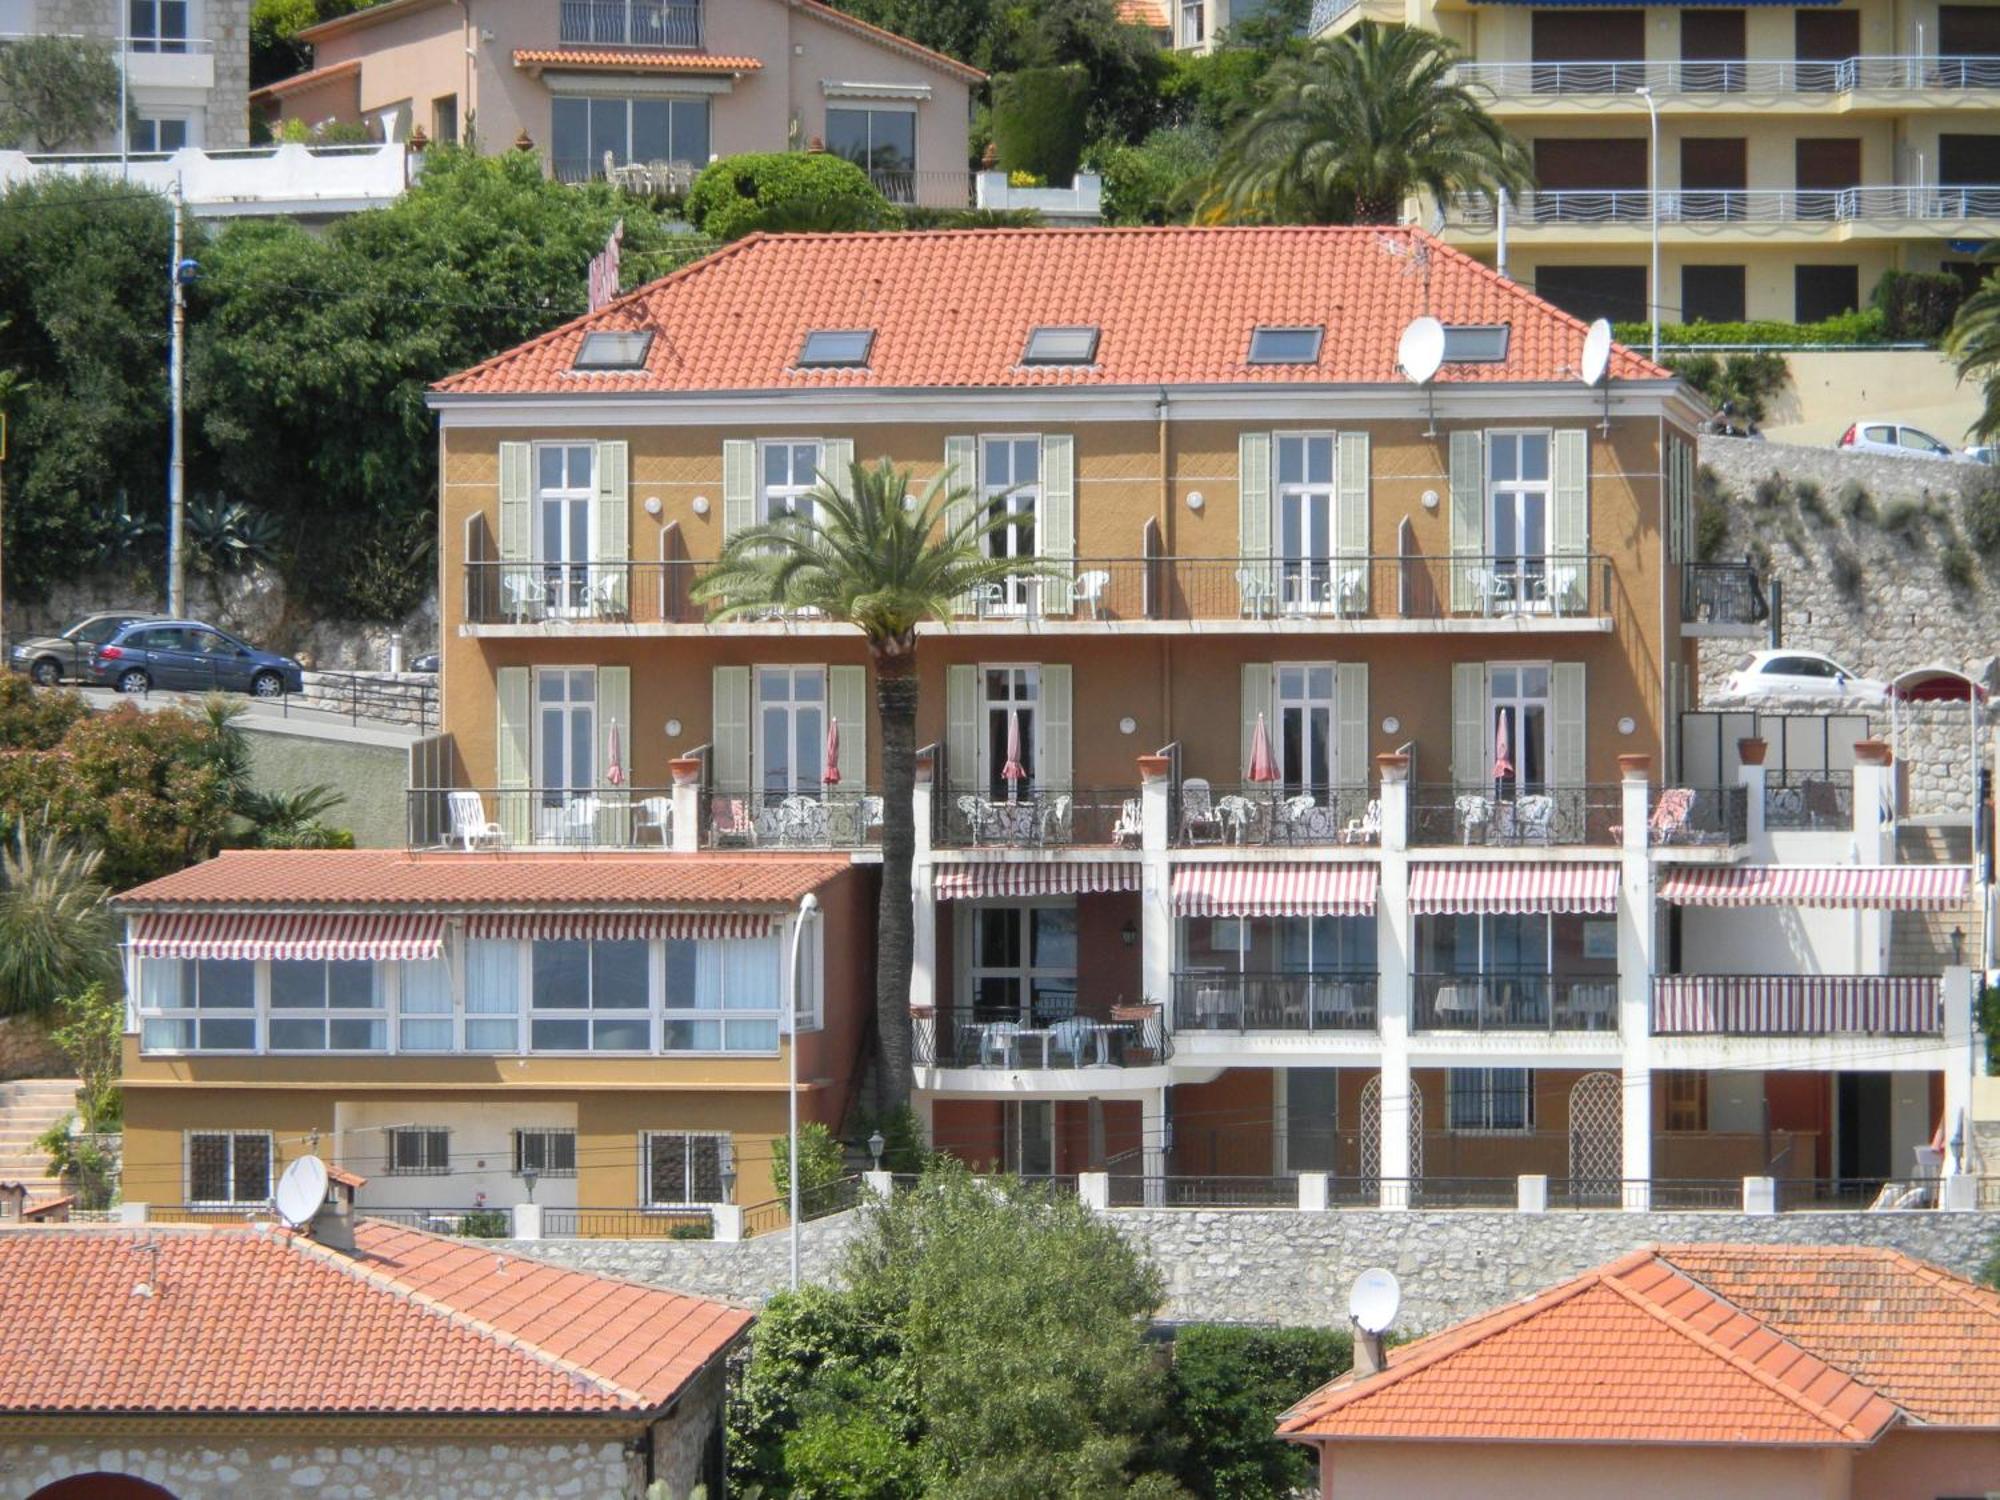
[872,650,919,1112]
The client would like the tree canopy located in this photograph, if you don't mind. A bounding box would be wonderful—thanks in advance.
[0,37,125,151]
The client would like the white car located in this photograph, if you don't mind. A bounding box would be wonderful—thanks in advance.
[1723,650,1888,703]
[1837,420,1978,463]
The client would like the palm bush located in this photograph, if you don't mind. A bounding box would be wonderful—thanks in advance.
[0,829,116,1018]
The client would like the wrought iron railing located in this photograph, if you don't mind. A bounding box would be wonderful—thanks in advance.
[740,1176,863,1238]
[701,789,883,849]
[915,1005,1171,1069]
[1649,784,1749,845]
[1170,972,1377,1032]
[1412,972,1621,1033]
[1411,784,1623,846]
[1682,561,1768,625]
[542,1207,713,1238]
[557,0,701,46]
[408,785,675,850]
[1764,770,1853,830]
[1172,782,1376,846]
[933,787,1140,848]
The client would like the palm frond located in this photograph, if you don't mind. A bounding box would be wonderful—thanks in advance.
[0,828,115,1018]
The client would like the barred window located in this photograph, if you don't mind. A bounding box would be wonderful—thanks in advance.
[644,1131,732,1206]
[187,1131,272,1205]
[386,1126,450,1176]
[514,1128,578,1178]
[1447,1068,1534,1132]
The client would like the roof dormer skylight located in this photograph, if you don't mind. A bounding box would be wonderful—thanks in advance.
[573,330,654,371]
[1442,324,1510,363]
[797,329,875,368]
[1022,325,1101,365]
[1246,325,1324,365]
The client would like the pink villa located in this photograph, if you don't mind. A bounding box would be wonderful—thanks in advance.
[252,0,981,199]
[1281,1244,2000,1500]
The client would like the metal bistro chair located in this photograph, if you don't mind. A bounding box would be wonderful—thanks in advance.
[1180,778,1223,845]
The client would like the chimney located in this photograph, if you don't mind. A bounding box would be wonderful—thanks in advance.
[311,1169,363,1253]
[0,1182,24,1220]
[1351,1326,1387,1379]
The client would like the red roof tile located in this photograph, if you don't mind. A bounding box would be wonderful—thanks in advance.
[513,47,762,72]
[432,227,1669,399]
[248,57,360,103]
[0,1221,748,1416]
[1115,0,1171,27]
[791,0,985,82]
[1276,1245,1985,1447]
[113,848,852,910]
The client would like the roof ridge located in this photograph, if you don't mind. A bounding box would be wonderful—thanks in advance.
[791,0,986,81]
[364,1221,755,1312]
[1604,1260,1891,1443]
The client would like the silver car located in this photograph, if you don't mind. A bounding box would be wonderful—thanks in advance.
[1723,649,1887,703]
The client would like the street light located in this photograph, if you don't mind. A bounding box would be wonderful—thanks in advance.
[786,891,820,1292]
[868,1130,886,1173]
[1635,86,1660,362]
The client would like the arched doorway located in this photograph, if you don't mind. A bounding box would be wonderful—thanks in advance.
[1568,1070,1623,1205]
[32,1476,178,1499]
[1360,1074,1424,1193]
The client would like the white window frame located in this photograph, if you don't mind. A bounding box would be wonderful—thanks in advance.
[1487,661,1552,792]
[127,0,190,52]
[549,95,712,175]
[1486,430,1553,607]
[527,936,654,1053]
[824,102,918,199]
[514,1127,578,1178]
[463,936,522,1053]
[133,114,192,151]
[758,438,825,525]
[641,1129,734,1208]
[532,443,596,616]
[266,958,388,1055]
[1275,432,1338,613]
[1446,1067,1535,1134]
[756,664,828,803]
[533,665,597,833]
[397,956,454,1052]
[385,1125,451,1176]
[137,957,258,1054]
[184,1129,274,1207]
[978,663,1042,796]
[1273,661,1339,796]
[661,933,784,1056]
[979,434,1041,615]
[961,900,1078,1027]
[1178,0,1204,46]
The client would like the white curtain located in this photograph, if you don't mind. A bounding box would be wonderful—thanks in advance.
[399,958,452,1051]
[464,939,519,1050]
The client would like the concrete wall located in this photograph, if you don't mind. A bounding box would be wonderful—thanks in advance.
[239,719,408,848]
[1763,348,1989,450]
[1316,1440,1847,1500]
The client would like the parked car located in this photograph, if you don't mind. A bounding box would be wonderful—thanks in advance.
[409,651,440,674]
[1966,443,1999,467]
[8,611,159,686]
[1837,420,1976,462]
[1722,649,1887,703]
[87,619,304,698]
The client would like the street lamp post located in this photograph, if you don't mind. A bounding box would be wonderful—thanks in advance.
[1636,86,1660,362]
[786,891,819,1292]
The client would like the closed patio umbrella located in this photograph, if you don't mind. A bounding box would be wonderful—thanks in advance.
[1002,709,1026,802]
[823,716,841,786]
[605,720,624,786]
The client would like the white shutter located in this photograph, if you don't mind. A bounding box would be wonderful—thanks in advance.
[496,665,531,844]
[1238,432,1272,614]
[821,438,854,503]
[1448,429,1485,612]
[1553,662,1587,790]
[1335,431,1370,611]
[1038,433,1075,618]
[1664,438,1683,565]
[944,436,978,613]
[594,440,629,614]
[722,439,756,543]
[1451,662,1487,790]
[712,665,750,798]
[595,665,631,842]
[1335,662,1368,791]
[1039,664,1072,793]
[828,665,867,792]
[1551,429,1588,612]
[946,664,979,792]
[1240,663,1273,782]
[499,442,532,563]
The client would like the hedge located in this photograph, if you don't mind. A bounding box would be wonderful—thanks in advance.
[990,64,1091,185]
[1613,308,1889,348]
[685,151,889,242]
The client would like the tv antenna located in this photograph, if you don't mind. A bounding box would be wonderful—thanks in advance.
[1581,317,1614,433]
[273,1154,329,1233]
[1397,316,1446,437]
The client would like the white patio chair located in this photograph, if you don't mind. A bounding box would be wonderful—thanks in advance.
[1515,793,1556,845]
[1180,778,1223,844]
[1333,567,1367,617]
[1215,794,1254,844]
[563,795,602,845]
[1071,569,1111,620]
[957,794,997,842]
[1038,793,1073,845]
[860,795,884,832]
[1049,1016,1092,1068]
[634,795,672,846]
[1342,799,1381,845]
[446,790,506,850]
[978,1021,1020,1069]
[1455,794,1492,845]
[501,570,543,623]
[587,569,626,618]
[1276,794,1316,844]
[1111,798,1143,848]
[1236,568,1275,619]
[1464,566,1505,617]
[1546,563,1581,616]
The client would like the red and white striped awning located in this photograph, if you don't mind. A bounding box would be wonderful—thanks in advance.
[1171,863,1376,918]
[933,863,1141,901]
[465,912,774,940]
[130,912,445,962]
[1657,864,1972,911]
[1409,862,1618,915]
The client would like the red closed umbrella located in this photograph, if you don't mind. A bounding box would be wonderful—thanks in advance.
[605,720,624,786]
[1247,712,1278,784]
[1002,709,1026,801]
[823,716,841,786]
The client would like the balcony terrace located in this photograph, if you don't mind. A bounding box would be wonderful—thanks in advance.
[1447,187,2000,240]
[914,1002,1170,1073]
[557,0,702,48]
[1455,55,2000,101]
[1652,974,1943,1036]
[1171,972,1378,1033]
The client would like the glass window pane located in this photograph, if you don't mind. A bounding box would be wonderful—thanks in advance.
[825,107,869,167]
[532,939,589,1008]
[725,1018,779,1051]
[593,1016,650,1050]
[328,961,376,1009]
[466,940,519,1014]
[190,1134,229,1199]
[978,908,1022,967]
[874,109,915,168]
[532,1018,590,1050]
[142,1017,195,1050]
[465,1018,517,1051]
[551,98,588,176]
[329,1018,386,1050]
[401,959,450,1014]
[593,941,650,1008]
[670,99,709,164]
[663,939,696,1003]
[1277,436,1302,486]
[631,98,671,163]
[589,96,625,167]
[269,1018,326,1050]
[665,1018,722,1050]
[764,444,787,487]
[400,1018,453,1051]
[233,1135,271,1201]
[1520,434,1550,479]
[198,960,254,1008]
[718,937,779,1010]
[200,1017,256,1049]
[141,958,184,1012]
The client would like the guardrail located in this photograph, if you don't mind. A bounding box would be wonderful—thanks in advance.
[1652,974,1942,1036]
[542,1206,713,1237]
[1682,562,1768,625]
[1455,54,2000,96]
[1411,784,1623,846]
[408,785,674,850]
[1412,973,1621,1032]
[1449,186,2000,229]
[1172,783,1377,846]
[1171,972,1378,1032]
[916,1006,1171,1069]
[933,787,1138,848]
[1651,784,1749,845]
[557,0,701,46]
[740,1176,862,1238]
[701,789,882,849]
[1764,770,1853,830]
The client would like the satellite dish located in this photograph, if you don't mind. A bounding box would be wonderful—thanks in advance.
[273,1154,329,1230]
[1349,1267,1401,1334]
[1581,318,1613,387]
[1397,316,1446,386]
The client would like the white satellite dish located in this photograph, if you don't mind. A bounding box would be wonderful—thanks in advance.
[1349,1266,1401,1334]
[1580,318,1613,388]
[1397,316,1446,386]
[273,1154,329,1230]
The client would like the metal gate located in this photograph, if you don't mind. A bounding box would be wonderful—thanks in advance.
[1567,1070,1623,1205]
[1360,1074,1424,1192]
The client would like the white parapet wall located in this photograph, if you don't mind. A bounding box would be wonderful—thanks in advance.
[975,171,1105,222]
[0,143,413,219]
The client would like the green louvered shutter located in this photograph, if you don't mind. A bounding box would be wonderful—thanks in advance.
[498,442,532,619]
[828,665,867,794]
[712,665,750,799]
[1551,429,1588,612]
[1238,431,1272,614]
[821,438,854,504]
[1038,434,1076,618]
[1335,662,1368,792]
[1451,662,1486,790]
[594,440,629,615]
[1335,431,1370,612]
[944,436,978,614]
[1448,429,1485,612]
[722,439,756,543]
[1039,664,1071,794]
[596,665,631,842]
[496,665,531,844]
[1552,662,1586,791]
[946,663,979,792]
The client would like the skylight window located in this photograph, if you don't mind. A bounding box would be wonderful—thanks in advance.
[797,329,875,368]
[573,330,654,371]
[1022,325,1100,365]
[1442,325,1510,363]
[1246,325,1324,365]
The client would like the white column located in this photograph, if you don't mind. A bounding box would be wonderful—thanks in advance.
[1078,1171,1110,1211]
[1944,964,1976,1182]
[710,1203,743,1242]
[1852,742,1894,975]
[1139,756,1173,1017]
[511,1202,543,1240]
[1141,1087,1167,1207]
[911,755,937,1014]
[1376,754,1412,1209]
[1618,755,1655,1209]
[1517,1174,1548,1213]
[1742,1176,1776,1215]
[669,757,700,854]
[863,1169,895,1198]
[1736,742,1767,852]
[1297,1171,1330,1212]
[117,1202,149,1224]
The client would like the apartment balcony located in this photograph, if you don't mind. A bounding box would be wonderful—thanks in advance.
[407,785,891,850]
[1763,771,1853,831]
[124,36,216,89]
[1652,974,1943,1036]
[1410,784,1625,846]
[914,1003,1171,1077]
[1412,972,1621,1033]
[933,788,1139,849]
[1681,561,1768,634]
[557,0,702,48]
[1446,187,2000,242]
[1456,55,2000,104]
[1172,783,1378,848]
[458,554,1618,635]
[1171,972,1378,1033]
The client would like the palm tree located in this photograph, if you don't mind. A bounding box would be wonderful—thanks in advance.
[1948,271,2000,437]
[1205,24,1532,226]
[0,828,116,1018]
[693,459,1047,1108]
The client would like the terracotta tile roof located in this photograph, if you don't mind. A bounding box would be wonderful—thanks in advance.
[791,0,986,82]
[1277,1245,1951,1447]
[113,848,852,911]
[0,1221,749,1416]
[1116,0,1172,27]
[248,57,360,104]
[513,47,763,73]
[433,227,1668,399]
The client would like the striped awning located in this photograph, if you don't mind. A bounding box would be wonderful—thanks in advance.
[1409,863,1618,915]
[1657,864,1972,911]
[130,912,445,961]
[465,912,774,940]
[1171,863,1376,918]
[933,863,1142,901]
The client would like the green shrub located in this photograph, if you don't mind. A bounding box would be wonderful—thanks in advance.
[1167,1325,1352,1499]
[454,1209,511,1237]
[990,64,1092,184]
[1092,122,1218,225]
[1793,477,1826,519]
[771,1121,847,1201]
[1839,477,1875,522]
[1616,308,1887,348]
[1830,546,1865,597]
[1871,268,1966,342]
[782,1409,924,1500]
[855,1102,931,1174]
[685,152,890,242]
[1880,496,1927,541]
[670,1220,713,1240]
[0,675,88,751]
[1695,496,1730,561]
[1964,477,2000,557]
[1942,540,1978,591]
[1752,474,1788,508]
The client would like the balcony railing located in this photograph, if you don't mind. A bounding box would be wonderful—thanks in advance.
[1653,974,1942,1036]
[1171,972,1377,1032]
[1456,54,2000,97]
[934,788,1139,848]
[1648,784,1749,846]
[557,0,702,47]
[408,786,674,850]
[701,790,882,849]
[1764,771,1852,831]
[1411,784,1622,846]
[461,555,1617,628]
[1413,973,1621,1032]
[916,1004,1172,1070]
[1173,783,1377,847]
[1682,562,1768,625]
[1449,186,2000,230]
[866,168,973,207]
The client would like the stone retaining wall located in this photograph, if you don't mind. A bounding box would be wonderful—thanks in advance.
[500,1205,1996,1333]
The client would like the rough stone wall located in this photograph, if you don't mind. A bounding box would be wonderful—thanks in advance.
[0,1018,66,1080]
[1695,435,1999,813]
[204,0,251,146]
[650,1361,725,1498]
[0,1437,639,1498]
[504,1206,1996,1334]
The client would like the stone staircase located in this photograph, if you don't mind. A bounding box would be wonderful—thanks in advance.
[1890,823,1981,973]
[0,1079,79,1185]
